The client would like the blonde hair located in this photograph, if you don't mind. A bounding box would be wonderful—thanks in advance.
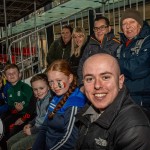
[71,27,87,57]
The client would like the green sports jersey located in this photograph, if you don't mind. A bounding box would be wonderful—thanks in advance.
[7,80,33,114]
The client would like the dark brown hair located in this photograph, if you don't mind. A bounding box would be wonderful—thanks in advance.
[46,59,77,119]
[94,16,110,26]
[30,73,49,86]
[4,64,20,75]
[62,24,73,34]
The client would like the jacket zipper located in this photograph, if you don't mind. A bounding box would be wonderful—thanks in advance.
[62,49,65,58]
[84,124,89,135]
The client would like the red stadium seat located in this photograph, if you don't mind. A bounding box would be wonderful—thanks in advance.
[22,47,36,56]
[11,47,36,56]
[0,54,16,64]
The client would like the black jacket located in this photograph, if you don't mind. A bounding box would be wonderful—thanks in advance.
[77,30,120,85]
[76,86,150,150]
[46,37,71,65]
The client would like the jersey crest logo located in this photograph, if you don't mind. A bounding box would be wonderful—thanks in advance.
[95,137,107,147]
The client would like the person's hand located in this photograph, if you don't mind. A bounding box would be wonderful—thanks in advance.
[14,102,23,111]
[23,127,31,135]
[15,118,24,125]
[23,124,31,131]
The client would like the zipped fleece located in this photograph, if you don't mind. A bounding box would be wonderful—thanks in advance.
[7,80,33,114]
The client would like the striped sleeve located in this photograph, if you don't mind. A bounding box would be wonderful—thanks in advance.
[50,106,78,150]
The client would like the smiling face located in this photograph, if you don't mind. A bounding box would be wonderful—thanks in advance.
[94,19,109,42]
[83,54,124,111]
[61,28,72,45]
[73,32,85,47]
[47,70,73,96]
[32,80,49,100]
[5,68,21,85]
[122,18,141,40]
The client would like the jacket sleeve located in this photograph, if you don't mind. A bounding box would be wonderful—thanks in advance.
[115,126,150,150]
[21,84,33,113]
[48,106,80,150]
[21,95,36,122]
[3,82,11,102]
[28,118,36,126]
[119,38,150,80]
[30,125,41,134]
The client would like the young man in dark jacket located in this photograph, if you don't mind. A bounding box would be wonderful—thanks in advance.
[76,54,150,150]
[117,9,150,109]
[77,16,120,85]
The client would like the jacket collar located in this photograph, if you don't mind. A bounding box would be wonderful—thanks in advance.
[76,86,130,128]
[60,37,71,47]
[90,29,115,45]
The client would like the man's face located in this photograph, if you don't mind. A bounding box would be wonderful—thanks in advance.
[122,18,141,40]
[93,19,109,42]
[83,55,124,111]
[5,68,20,85]
[61,28,72,45]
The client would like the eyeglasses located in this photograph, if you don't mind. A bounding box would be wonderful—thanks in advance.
[93,25,108,32]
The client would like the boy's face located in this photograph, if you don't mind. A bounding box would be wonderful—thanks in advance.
[5,68,21,85]
[32,80,49,100]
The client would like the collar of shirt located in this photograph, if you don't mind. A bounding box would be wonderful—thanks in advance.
[83,105,103,122]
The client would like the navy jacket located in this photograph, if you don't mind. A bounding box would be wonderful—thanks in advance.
[32,88,87,150]
[0,82,11,115]
[77,30,120,85]
[117,21,150,107]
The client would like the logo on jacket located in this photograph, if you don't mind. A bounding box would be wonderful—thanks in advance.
[95,137,107,147]
[9,94,12,97]
[17,91,21,96]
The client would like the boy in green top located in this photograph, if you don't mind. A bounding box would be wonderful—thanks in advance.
[0,64,34,149]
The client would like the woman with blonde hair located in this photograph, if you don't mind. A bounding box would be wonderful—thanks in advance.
[69,27,89,75]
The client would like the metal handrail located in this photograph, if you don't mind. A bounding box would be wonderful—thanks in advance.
[0,29,33,44]
[8,7,94,54]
